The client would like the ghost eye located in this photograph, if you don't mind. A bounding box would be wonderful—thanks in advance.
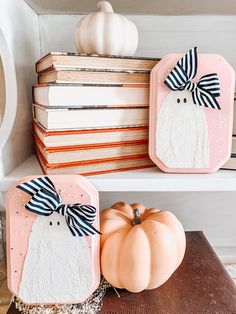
[57,221,60,225]
[183,98,187,103]
[49,221,52,226]
[177,98,180,103]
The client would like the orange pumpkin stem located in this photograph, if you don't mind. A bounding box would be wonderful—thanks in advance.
[133,208,141,225]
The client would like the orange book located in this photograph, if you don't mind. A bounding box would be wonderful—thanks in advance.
[34,133,149,165]
[35,147,155,176]
[34,122,148,148]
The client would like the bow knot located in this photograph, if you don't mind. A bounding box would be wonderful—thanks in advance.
[17,177,100,237]
[55,203,68,215]
[182,81,198,92]
[164,47,221,110]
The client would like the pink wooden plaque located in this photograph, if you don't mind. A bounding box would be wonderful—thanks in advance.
[6,175,100,305]
[149,48,235,173]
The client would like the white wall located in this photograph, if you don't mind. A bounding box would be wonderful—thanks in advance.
[0,57,5,125]
[39,15,236,71]
[38,14,236,260]
[0,0,40,178]
[23,0,236,15]
[100,192,236,248]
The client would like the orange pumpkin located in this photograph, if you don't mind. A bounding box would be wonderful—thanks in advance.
[100,202,186,293]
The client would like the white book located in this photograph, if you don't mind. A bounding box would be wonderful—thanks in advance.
[221,156,236,170]
[232,136,236,154]
[33,84,149,107]
[33,105,148,130]
[233,99,236,135]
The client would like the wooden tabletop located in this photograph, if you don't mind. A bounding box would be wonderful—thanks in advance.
[7,231,236,314]
[100,231,236,314]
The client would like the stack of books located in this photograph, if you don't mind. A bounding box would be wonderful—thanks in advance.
[33,53,159,175]
[222,93,236,170]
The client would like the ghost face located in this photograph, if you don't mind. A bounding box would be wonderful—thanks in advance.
[18,212,93,304]
[156,90,209,168]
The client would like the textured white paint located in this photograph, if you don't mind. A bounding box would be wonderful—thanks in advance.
[19,213,93,304]
[156,91,209,168]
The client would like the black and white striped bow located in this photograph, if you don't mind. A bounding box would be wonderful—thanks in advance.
[17,176,100,237]
[164,47,221,109]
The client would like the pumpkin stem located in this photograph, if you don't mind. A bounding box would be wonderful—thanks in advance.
[133,208,141,225]
[97,1,114,13]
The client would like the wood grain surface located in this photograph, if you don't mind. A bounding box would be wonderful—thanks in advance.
[100,231,236,314]
[6,232,236,314]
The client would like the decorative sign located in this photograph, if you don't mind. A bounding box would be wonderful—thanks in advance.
[149,47,235,173]
[6,175,100,305]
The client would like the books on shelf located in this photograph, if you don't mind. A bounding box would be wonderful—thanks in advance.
[34,134,149,164]
[232,135,236,154]
[38,69,151,84]
[32,52,158,175]
[34,122,149,148]
[222,95,236,170]
[33,105,149,130]
[33,83,149,107]
[233,92,236,136]
[36,151,154,175]
[222,155,236,170]
[222,136,236,170]
[36,52,160,74]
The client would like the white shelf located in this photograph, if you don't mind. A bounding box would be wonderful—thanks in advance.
[1,155,236,192]
[24,0,236,15]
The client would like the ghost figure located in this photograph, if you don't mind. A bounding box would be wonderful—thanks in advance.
[18,212,93,304]
[156,90,209,168]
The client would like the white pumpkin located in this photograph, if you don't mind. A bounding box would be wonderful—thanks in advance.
[75,1,138,56]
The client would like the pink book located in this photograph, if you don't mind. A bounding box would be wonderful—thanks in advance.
[6,175,100,305]
[149,47,235,173]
